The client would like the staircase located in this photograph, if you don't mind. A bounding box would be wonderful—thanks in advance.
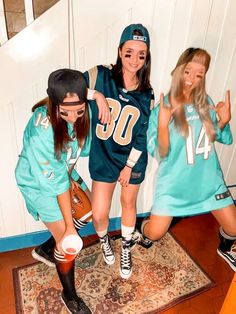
[0,0,133,242]
[0,0,59,45]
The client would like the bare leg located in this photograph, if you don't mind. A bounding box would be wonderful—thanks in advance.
[211,204,236,235]
[120,184,140,227]
[143,215,173,241]
[91,181,116,232]
[44,219,66,242]
[92,181,116,265]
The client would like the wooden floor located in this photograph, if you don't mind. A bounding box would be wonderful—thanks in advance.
[0,213,234,314]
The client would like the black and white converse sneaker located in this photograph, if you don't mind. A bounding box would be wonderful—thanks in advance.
[99,234,115,265]
[61,292,92,314]
[217,244,236,272]
[131,217,153,249]
[131,229,153,249]
[120,238,132,279]
[32,236,56,267]
[32,245,55,267]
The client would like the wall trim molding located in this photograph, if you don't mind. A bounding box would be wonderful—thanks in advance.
[0,214,149,252]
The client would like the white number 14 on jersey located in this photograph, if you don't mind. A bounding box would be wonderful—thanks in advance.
[186,126,212,164]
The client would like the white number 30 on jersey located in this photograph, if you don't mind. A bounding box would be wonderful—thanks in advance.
[186,126,212,164]
[96,98,140,146]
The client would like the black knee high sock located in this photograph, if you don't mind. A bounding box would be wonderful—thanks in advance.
[56,259,77,299]
[40,236,56,254]
[73,218,88,231]
[219,227,236,252]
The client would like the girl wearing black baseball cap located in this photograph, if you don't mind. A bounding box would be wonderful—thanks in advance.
[15,69,110,313]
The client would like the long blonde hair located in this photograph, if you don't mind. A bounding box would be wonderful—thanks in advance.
[170,48,215,141]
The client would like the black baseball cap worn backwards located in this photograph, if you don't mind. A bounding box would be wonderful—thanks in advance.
[47,69,87,105]
[119,23,150,48]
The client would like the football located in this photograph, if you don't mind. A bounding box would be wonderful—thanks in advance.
[70,179,92,221]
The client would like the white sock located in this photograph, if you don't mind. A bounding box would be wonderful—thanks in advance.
[97,229,108,238]
[121,224,135,241]
[220,227,236,240]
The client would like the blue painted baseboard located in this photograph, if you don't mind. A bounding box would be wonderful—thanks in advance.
[0,214,149,253]
[0,217,123,253]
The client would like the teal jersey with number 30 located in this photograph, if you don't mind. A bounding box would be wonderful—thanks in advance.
[147,94,233,216]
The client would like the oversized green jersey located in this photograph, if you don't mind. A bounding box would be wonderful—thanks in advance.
[84,65,154,184]
[15,105,90,222]
[147,94,233,216]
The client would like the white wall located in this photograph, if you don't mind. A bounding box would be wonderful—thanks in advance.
[1,0,236,238]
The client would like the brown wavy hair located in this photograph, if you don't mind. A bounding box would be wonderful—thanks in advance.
[32,93,90,159]
[170,48,215,141]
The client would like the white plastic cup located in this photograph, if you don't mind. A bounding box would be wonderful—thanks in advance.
[61,234,83,261]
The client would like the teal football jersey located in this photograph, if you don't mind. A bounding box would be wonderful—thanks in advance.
[15,105,90,222]
[147,94,233,216]
[83,65,154,184]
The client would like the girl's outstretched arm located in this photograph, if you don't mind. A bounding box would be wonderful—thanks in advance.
[158,93,172,157]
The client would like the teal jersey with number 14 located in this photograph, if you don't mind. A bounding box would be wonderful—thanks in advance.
[147,94,233,217]
[15,105,90,222]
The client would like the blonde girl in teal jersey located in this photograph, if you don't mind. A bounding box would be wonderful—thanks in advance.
[137,48,236,272]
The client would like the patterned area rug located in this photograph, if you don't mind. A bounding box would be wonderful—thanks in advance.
[13,233,214,314]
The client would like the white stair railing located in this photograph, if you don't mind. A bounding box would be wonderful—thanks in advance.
[0,0,59,46]
[0,0,7,45]
[24,0,34,26]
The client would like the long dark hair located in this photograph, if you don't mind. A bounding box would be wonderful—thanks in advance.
[111,30,152,91]
[32,94,90,159]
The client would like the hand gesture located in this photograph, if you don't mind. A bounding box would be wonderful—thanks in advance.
[158,93,177,127]
[118,166,132,187]
[214,90,231,127]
